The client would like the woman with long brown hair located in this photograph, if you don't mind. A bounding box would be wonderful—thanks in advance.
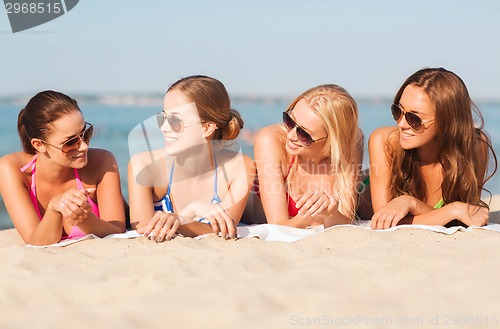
[370,67,497,229]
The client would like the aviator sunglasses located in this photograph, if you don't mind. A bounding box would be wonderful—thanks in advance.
[156,112,202,133]
[391,104,435,132]
[41,122,93,153]
[282,111,327,146]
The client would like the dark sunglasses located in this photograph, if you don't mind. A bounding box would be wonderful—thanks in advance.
[41,122,93,153]
[391,104,435,132]
[282,111,327,146]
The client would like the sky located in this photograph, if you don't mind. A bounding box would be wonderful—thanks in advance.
[1,0,500,100]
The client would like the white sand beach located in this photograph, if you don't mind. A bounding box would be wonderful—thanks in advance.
[0,196,499,329]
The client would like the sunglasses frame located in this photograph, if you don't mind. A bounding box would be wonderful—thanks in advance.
[156,112,203,133]
[282,111,327,146]
[391,104,434,132]
[41,122,93,153]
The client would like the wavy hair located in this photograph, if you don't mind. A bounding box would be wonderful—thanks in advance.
[388,67,497,207]
[286,84,362,221]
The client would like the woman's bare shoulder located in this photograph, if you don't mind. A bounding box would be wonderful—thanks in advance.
[369,127,399,148]
[255,124,285,143]
[0,152,33,171]
[129,148,166,169]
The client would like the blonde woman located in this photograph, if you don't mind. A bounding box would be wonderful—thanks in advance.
[369,67,497,229]
[253,84,363,228]
[128,75,254,241]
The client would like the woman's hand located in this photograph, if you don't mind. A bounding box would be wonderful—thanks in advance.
[294,189,338,218]
[449,202,489,227]
[49,188,93,226]
[187,201,236,239]
[138,211,181,242]
[370,195,415,229]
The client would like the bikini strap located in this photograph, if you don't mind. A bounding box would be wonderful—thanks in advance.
[20,155,38,191]
[162,162,175,213]
[20,154,38,173]
[212,156,221,203]
[74,168,85,190]
[19,154,41,218]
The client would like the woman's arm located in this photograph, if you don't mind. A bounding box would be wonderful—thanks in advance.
[128,153,156,230]
[0,154,65,245]
[369,127,399,212]
[76,149,125,236]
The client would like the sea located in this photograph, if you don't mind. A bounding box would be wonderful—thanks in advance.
[1,97,499,230]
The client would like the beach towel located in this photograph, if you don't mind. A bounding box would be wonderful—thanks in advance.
[25,221,500,248]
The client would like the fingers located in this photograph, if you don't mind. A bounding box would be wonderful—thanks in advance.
[370,209,400,230]
[140,212,180,242]
[206,205,236,239]
[296,189,331,218]
[58,189,92,224]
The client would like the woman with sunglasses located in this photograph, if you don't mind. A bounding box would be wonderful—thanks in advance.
[252,84,364,228]
[369,67,497,229]
[0,90,126,245]
[128,75,254,241]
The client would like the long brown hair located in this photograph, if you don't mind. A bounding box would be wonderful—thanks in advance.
[388,67,497,207]
[168,75,243,141]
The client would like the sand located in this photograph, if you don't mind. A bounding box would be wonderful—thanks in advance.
[1,198,500,329]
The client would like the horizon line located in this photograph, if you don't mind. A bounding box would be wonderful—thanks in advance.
[1,92,500,105]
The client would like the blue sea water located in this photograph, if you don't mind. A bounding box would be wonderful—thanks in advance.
[1,100,499,229]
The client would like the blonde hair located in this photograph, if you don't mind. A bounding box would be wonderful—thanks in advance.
[168,75,243,141]
[286,84,362,221]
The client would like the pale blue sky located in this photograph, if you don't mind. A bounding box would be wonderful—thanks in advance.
[1,0,500,99]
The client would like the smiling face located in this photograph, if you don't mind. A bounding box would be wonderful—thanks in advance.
[41,110,90,168]
[161,89,205,156]
[397,84,438,150]
[284,99,328,157]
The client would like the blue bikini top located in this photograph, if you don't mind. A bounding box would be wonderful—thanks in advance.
[153,157,221,224]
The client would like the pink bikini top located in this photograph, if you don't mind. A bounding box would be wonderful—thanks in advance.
[20,155,100,240]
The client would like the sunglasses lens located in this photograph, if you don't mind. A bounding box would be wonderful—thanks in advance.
[156,113,165,129]
[167,115,183,133]
[83,125,93,143]
[282,112,294,130]
[296,127,313,146]
[391,104,403,122]
[405,112,422,131]
[61,124,93,152]
[61,137,79,152]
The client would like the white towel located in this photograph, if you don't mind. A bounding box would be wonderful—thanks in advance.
[26,222,500,248]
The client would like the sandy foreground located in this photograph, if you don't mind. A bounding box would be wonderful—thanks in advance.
[1,196,500,329]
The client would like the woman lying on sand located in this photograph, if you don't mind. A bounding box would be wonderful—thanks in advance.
[128,75,254,241]
[0,91,126,245]
[369,67,497,229]
[252,84,365,228]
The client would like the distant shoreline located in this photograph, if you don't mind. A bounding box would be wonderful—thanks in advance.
[2,93,500,107]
